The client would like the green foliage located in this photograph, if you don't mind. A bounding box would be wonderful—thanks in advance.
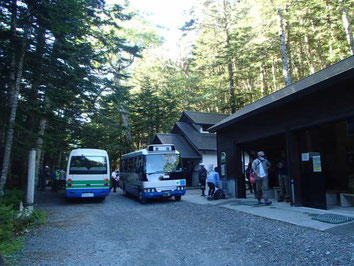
[0,189,23,208]
[0,204,14,242]
[0,204,47,258]
[1,0,353,186]
[128,0,353,116]
[0,189,47,258]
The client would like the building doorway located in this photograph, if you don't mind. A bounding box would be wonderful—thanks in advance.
[294,118,354,209]
[239,134,290,204]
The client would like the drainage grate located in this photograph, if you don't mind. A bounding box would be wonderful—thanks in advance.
[230,200,261,206]
[311,214,354,224]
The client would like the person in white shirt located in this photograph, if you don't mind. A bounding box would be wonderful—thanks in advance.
[252,151,272,205]
[110,170,120,192]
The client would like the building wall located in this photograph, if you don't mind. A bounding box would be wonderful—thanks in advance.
[191,151,218,187]
[216,72,354,204]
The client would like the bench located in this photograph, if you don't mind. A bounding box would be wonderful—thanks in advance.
[339,193,354,207]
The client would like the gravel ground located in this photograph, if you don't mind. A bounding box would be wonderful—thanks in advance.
[8,189,354,266]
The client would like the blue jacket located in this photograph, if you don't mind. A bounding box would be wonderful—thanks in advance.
[207,170,221,186]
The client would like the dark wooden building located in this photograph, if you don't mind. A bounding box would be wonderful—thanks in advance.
[209,56,354,209]
[152,111,228,186]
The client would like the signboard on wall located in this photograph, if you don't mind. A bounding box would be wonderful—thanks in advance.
[221,152,226,177]
[312,155,322,172]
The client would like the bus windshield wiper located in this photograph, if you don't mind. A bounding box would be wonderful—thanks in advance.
[147,171,165,174]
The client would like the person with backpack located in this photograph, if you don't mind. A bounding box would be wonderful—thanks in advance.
[244,162,254,193]
[198,163,207,196]
[252,151,272,205]
[51,167,60,192]
[207,166,221,197]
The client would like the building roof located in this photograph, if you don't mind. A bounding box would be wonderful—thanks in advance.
[152,134,201,159]
[210,56,354,132]
[181,111,229,125]
[172,122,217,151]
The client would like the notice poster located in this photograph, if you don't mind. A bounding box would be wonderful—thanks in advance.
[220,152,226,177]
[312,155,322,172]
[301,153,310,161]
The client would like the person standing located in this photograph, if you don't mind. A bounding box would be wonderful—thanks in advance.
[252,151,272,205]
[40,166,50,191]
[51,167,60,192]
[59,168,66,190]
[198,163,207,196]
[110,170,119,192]
[276,153,290,202]
[245,162,255,194]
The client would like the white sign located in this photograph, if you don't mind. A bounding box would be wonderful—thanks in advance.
[301,153,310,161]
[312,156,322,172]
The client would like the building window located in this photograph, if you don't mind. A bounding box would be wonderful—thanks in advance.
[201,124,212,133]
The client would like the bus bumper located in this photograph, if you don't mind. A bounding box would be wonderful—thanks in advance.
[143,189,186,199]
[65,188,110,198]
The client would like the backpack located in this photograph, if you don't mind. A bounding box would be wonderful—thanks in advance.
[54,170,60,180]
[212,188,225,200]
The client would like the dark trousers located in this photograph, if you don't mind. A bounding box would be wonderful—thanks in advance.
[59,180,65,190]
[200,180,206,195]
[40,176,47,190]
[208,182,215,196]
[110,179,118,192]
[52,179,59,192]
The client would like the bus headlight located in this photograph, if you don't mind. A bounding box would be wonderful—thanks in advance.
[144,188,156,193]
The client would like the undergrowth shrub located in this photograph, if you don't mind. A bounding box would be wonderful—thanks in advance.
[0,189,47,259]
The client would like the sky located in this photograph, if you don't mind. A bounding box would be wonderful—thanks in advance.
[106,0,196,55]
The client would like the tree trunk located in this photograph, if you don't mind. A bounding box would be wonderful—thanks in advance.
[227,61,236,113]
[325,1,335,57]
[304,34,315,74]
[35,96,51,189]
[114,75,134,149]
[341,5,354,55]
[260,63,268,96]
[271,56,278,92]
[277,8,292,86]
[29,25,46,187]
[0,0,30,196]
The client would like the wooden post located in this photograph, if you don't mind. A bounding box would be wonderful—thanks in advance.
[26,149,36,212]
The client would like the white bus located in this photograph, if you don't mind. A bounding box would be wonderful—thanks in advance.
[66,149,110,200]
[119,144,186,203]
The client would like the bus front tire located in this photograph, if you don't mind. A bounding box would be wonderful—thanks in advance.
[175,195,182,201]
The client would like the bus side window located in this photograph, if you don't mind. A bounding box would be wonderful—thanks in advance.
[120,159,125,172]
[128,158,133,172]
[136,156,142,174]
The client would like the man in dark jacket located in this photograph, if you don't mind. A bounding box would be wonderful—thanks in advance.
[198,163,207,196]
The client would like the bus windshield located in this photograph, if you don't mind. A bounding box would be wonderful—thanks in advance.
[146,154,182,173]
[69,156,107,174]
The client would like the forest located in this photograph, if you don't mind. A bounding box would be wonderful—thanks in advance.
[0,0,353,194]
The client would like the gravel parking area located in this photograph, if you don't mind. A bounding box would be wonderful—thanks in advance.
[10,189,354,266]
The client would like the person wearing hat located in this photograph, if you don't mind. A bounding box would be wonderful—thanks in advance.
[40,165,50,191]
[252,151,272,205]
[198,163,207,196]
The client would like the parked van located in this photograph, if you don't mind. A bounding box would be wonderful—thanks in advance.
[66,149,110,200]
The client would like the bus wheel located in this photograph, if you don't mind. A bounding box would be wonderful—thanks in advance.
[175,195,182,201]
[138,190,146,204]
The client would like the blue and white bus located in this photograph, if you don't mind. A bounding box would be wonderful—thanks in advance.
[66,149,110,200]
[119,144,186,203]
